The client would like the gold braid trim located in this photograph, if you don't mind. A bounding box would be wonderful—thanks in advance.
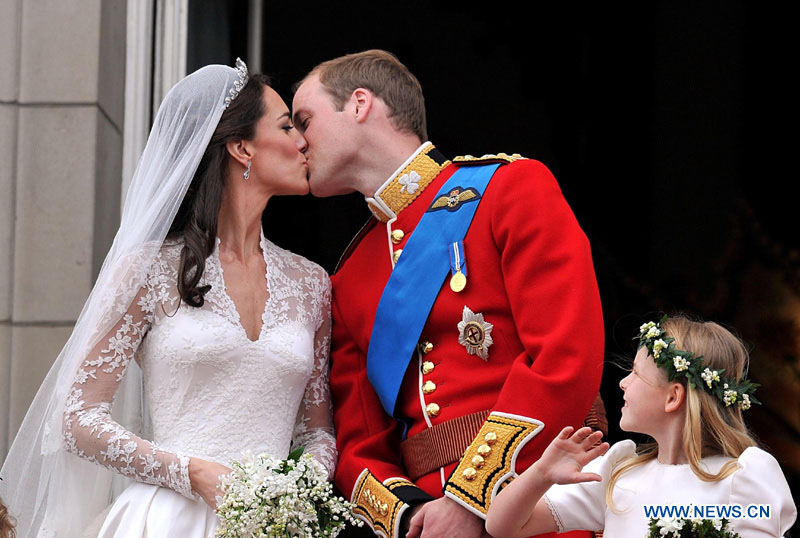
[384,478,416,491]
[443,412,543,517]
[452,152,526,165]
[369,145,450,223]
[352,469,408,538]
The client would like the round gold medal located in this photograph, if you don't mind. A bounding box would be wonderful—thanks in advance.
[450,271,467,292]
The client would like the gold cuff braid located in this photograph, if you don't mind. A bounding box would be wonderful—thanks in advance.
[443,412,543,517]
[352,469,409,538]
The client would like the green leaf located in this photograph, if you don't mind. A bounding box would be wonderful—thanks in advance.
[288,446,305,462]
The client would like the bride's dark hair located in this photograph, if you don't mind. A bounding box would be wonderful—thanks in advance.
[167,73,271,307]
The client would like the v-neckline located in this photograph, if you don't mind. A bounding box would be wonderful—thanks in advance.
[213,231,272,343]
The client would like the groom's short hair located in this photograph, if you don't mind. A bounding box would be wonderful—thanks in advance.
[304,49,427,141]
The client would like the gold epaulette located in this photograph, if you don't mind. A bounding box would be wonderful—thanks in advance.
[452,152,526,165]
[443,412,543,518]
[352,470,410,538]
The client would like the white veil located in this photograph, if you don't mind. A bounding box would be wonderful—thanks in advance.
[0,60,248,538]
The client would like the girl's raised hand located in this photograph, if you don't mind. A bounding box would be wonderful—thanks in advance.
[536,426,609,485]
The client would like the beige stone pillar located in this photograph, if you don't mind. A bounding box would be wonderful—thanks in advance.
[0,0,23,464]
[0,0,126,463]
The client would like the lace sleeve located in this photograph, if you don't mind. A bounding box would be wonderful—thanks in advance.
[62,275,195,499]
[291,274,337,480]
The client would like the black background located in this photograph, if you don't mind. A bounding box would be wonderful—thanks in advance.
[189,1,798,532]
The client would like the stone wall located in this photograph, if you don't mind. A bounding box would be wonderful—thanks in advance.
[0,0,126,462]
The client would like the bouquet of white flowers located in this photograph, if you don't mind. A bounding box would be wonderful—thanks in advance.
[647,517,741,538]
[215,447,362,537]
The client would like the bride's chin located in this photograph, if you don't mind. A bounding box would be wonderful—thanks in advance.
[295,180,310,196]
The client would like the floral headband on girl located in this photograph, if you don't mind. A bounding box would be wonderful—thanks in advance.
[637,317,760,410]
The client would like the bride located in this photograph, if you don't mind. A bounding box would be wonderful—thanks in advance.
[0,59,336,537]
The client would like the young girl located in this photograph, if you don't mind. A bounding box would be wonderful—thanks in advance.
[486,315,796,537]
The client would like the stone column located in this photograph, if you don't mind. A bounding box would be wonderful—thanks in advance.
[0,0,23,465]
[0,0,126,462]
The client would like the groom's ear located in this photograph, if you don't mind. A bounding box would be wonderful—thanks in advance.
[225,139,253,167]
[350,87,374,123]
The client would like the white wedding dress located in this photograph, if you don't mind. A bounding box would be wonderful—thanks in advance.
[62,231,336,537]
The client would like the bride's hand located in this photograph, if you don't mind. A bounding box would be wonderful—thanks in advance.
[189,457,232,509]
[535,426,609,485]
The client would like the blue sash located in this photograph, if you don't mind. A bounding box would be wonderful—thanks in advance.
[366,164,501,416]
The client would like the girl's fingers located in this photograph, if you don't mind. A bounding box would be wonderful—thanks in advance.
[570,426,593,439]
[570,426,595,444]
[571,472,603,484]
[573,440,608,469]
[558,426,575,439]
[585,442,610,460]
[585,431,605,447]
[570,427,602,447]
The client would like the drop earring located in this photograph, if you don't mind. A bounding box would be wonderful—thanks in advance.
[243,160,251,181]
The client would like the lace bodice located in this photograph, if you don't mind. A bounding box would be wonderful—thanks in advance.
[63,232,336,499]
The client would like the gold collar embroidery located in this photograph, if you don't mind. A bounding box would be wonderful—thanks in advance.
[366,143,450,223]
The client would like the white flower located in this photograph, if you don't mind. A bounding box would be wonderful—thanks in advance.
[740,393,751,410]
[701,368,720,388]
[723,389,738,406]
[653,339,668,358]
[641,322,662,339]
[398,171,422,194]
[673,356,690,372]
[215,451,360,537]
[105,333,132,354]
[656,517,685,536]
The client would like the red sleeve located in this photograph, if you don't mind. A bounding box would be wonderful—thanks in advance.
[445,160,604,517]
[492,160,604,459]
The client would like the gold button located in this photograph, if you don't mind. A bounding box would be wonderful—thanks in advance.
[477,444,492,456]
[380,503,388,515]
[471,455,485,468]
[425,403,440,417]
[391,229,405,244]
[422,361,435,375]
[463,467,477,480]
[484,432,497,445]
[420,341,434,354]
[422,380,436,394]
[392,249,403,263]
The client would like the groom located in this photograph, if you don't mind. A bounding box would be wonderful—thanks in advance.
[293,50,604,538]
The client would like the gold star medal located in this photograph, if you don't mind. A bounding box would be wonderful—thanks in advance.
[457,306,494,360]
[449,241,467,293]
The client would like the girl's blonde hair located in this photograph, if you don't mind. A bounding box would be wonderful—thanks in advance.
[606,315,757,510]
[0,495,16,538]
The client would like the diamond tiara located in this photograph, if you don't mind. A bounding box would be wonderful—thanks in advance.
[224,57,249,108]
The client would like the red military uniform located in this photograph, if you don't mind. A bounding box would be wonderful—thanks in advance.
[330,143,604,538]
